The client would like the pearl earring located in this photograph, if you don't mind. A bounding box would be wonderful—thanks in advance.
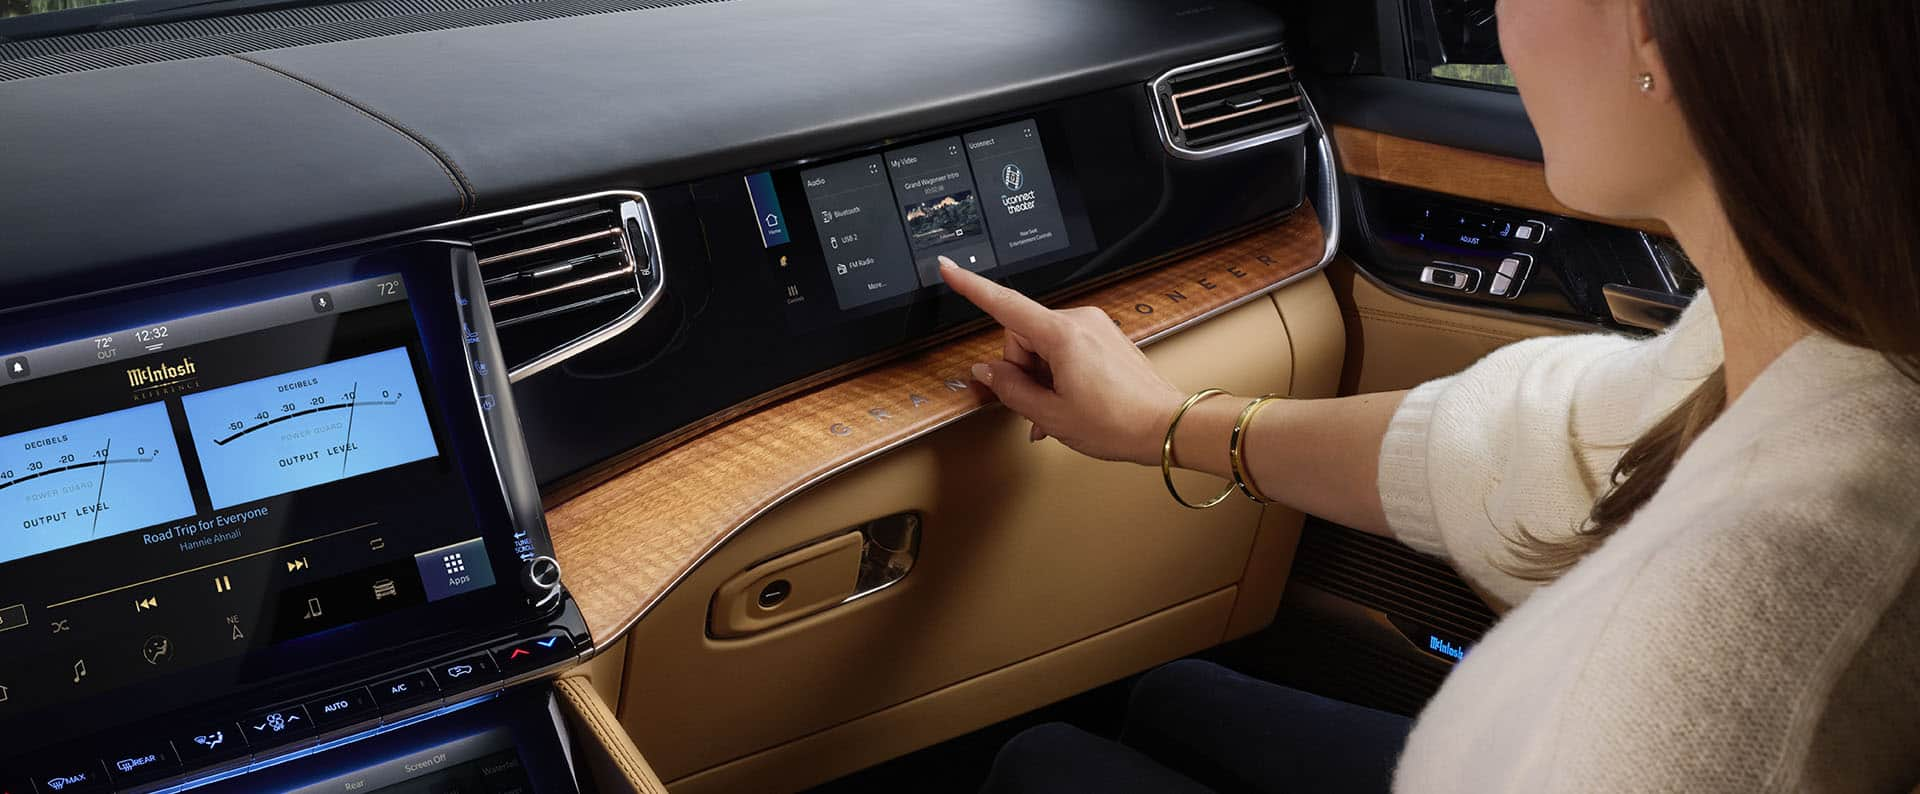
[1637,73,1656,93]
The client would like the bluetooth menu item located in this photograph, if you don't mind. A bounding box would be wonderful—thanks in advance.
[801,156,922,310]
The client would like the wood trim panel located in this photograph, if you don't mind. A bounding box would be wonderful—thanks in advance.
[545,208,1326,643]
[1333,125,1672,237]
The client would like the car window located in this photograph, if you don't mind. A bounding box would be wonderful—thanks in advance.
[1429,63,1515,88]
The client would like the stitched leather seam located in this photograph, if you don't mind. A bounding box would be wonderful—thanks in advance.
[229,53,475,215]
[1349,309,1526,344]
[1354,306,1536,338]
[556,676,666,793]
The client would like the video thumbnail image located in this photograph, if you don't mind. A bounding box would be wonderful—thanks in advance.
[902,190,986,251]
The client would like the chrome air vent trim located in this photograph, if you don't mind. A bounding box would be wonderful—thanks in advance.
[1149,43,1311,160]
[462,194,664,383]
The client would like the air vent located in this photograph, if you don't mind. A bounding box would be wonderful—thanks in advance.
[468,195,662,380]
[1151,45,1309,157]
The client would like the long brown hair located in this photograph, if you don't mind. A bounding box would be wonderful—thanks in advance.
[1504,0,1920,578]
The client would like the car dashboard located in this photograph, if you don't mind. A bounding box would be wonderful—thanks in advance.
[0,0,1339,791]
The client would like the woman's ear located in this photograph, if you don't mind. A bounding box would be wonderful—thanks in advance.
[1628,0,1671,100]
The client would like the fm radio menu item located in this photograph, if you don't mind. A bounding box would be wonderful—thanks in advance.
[884,136,1000,285]
[0,403,195,565]
[963,119,1072,263]
[180,348,439,510]
[802,156,921,310]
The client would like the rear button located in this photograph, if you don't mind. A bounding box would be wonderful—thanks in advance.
[104,739,178,786]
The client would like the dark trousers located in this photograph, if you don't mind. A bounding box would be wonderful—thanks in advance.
[980,659,1413,794]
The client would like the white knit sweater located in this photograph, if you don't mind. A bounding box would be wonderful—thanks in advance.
[1377,294,1920,792]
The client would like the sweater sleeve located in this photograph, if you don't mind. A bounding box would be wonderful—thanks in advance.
[1375,295,1723,607]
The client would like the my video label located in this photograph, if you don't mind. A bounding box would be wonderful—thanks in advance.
[884,136,1000,286]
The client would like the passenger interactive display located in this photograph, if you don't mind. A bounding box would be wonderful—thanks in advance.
[783,118,1077,311]
[182,347,439,510]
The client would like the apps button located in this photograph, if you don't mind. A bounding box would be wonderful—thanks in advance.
[413,538,497,602]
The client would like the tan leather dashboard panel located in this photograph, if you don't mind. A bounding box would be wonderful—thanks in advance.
[544,208,1327,645]
[1332,125,1671,237]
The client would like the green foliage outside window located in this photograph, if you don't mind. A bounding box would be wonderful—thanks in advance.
[1431,63,1517,88]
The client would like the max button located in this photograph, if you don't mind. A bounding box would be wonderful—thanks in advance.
[27,759,107,793]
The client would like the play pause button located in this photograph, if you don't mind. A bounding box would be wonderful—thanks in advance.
[4,357,26,380]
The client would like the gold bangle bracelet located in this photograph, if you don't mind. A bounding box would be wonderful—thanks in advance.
[1162,388,1235,510]
[1230,394,1285,504]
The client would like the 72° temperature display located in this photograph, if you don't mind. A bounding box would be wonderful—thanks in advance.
[181,348,440,510]
[0,403,196,565]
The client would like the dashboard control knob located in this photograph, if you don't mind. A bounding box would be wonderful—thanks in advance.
[521,555,563,607]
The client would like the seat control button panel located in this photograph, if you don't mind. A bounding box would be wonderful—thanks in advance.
[1419,264,1480,293]
[1489,254,1534,298]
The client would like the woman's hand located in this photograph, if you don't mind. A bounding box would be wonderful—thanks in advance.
[938,256,1186,466]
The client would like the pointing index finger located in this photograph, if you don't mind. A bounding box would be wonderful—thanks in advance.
[939,257,1060,343]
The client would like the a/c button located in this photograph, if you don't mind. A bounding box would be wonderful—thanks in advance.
[371,670,439,711]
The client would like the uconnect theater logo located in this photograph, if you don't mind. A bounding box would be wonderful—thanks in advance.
[127,357,198,391]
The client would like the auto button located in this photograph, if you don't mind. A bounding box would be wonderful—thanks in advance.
[304,687,377,729]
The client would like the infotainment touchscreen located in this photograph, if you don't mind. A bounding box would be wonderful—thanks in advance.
[747,116,1095,326]
[0,250,545,740]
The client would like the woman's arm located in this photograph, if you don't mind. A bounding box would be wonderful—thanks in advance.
[1164,390,1405,536]
[938,258,1405,536]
